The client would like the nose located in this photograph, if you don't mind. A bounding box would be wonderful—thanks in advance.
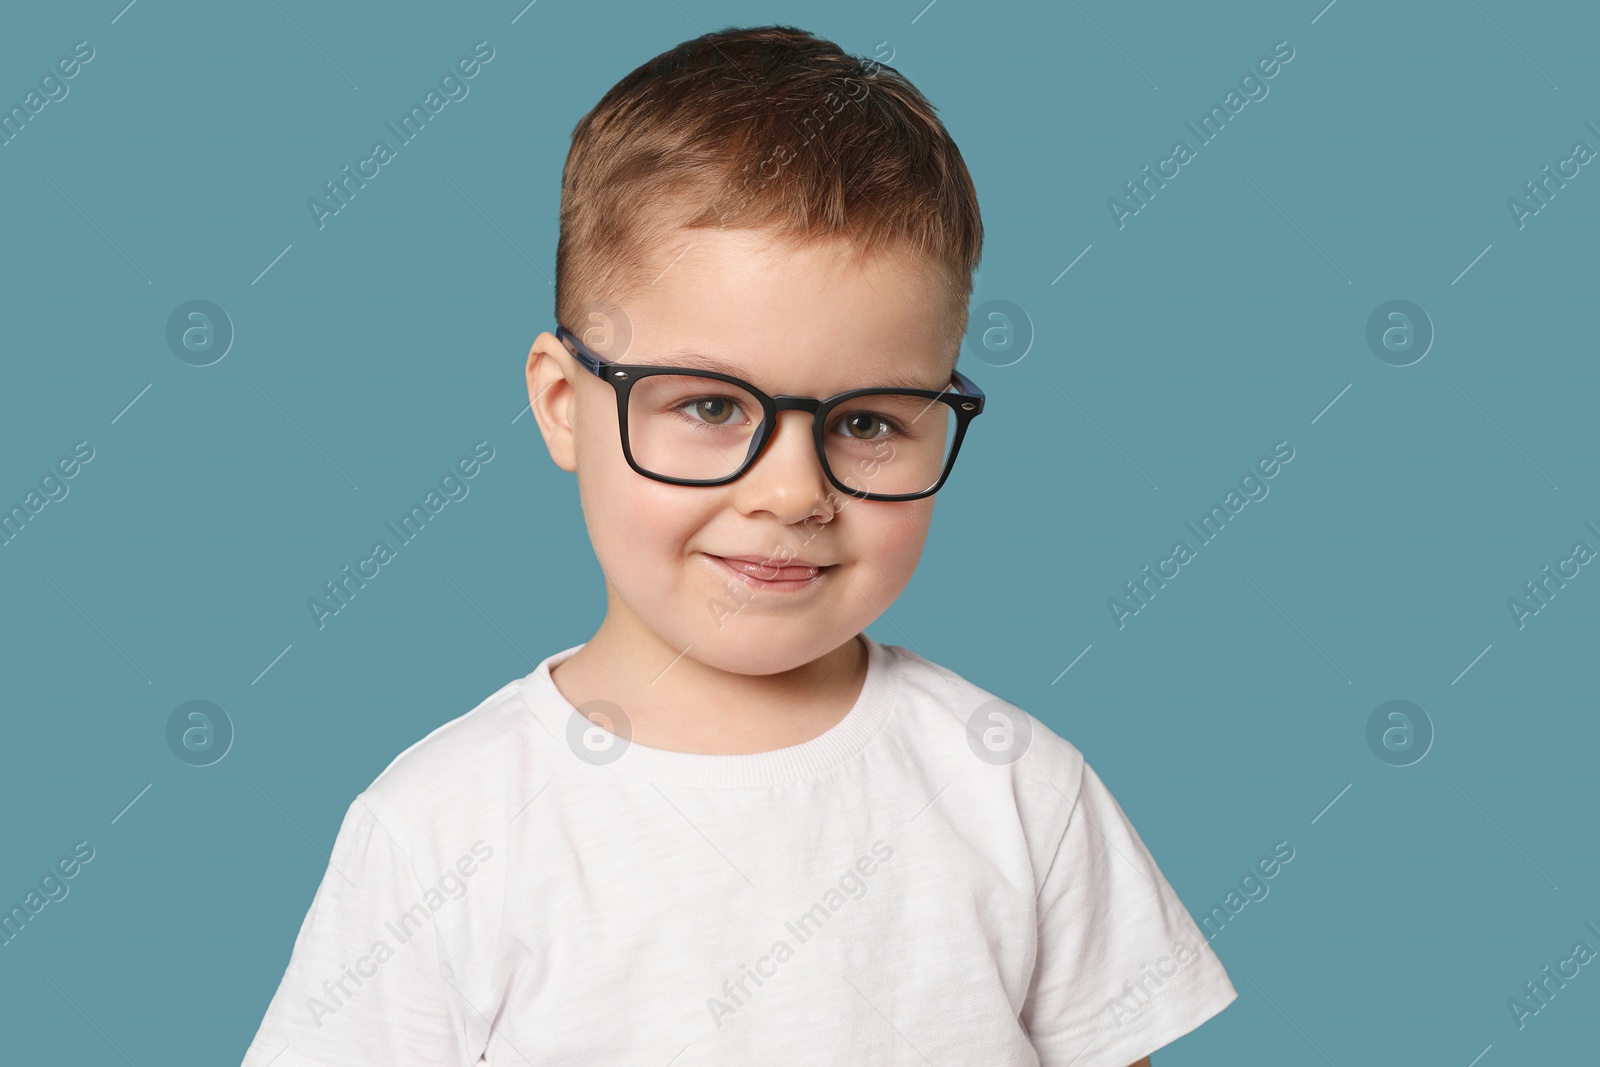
[731,410,836,524]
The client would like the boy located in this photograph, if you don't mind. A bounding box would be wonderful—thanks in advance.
[241,25,1235,1066]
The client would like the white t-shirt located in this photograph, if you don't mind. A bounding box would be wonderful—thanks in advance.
[240,633,1236,1066]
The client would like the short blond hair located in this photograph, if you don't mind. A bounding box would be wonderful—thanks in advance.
[555,24,984,357]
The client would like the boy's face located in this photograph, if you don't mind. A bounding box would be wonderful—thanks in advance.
[526,227,960,676]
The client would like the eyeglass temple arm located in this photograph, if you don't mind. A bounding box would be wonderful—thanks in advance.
[556,326,611,379]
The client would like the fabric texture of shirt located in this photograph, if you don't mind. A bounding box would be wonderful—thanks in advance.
[240,632,1236,1066]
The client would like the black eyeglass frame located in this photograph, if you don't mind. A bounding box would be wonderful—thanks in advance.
[554,324,986,502]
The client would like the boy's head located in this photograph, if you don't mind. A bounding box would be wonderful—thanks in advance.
[526,25,984,676]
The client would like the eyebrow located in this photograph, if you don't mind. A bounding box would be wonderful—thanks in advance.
[646,349,955,394]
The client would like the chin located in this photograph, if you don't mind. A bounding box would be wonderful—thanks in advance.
[685,622,850,677]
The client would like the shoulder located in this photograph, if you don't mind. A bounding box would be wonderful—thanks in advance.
[350,670,544,854]
[878,641,1092,827]
[884,641,1088,770]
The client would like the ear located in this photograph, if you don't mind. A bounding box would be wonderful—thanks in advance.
[526,332,578,472]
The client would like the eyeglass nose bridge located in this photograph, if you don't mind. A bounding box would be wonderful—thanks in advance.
[738,395,829,475]
[770,395,824,414]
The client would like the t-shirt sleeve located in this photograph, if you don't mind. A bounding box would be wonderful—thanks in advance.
[238,795,473,1067]
[1021,758,1237,1067]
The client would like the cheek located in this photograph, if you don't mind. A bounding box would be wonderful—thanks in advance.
[574,423,713,581]
[575,399,654,544]
[847,499,931,584]
[579,462,681,561]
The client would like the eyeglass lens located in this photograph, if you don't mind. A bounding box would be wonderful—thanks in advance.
[625,374,956,495]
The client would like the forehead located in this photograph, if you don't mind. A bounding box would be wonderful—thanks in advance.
[614,228,960,395]
[651,349,949,394]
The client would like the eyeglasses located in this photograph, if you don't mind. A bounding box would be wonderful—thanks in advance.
[554,324,985,502]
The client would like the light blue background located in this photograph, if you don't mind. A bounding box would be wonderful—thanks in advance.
[2,0,1596,1062]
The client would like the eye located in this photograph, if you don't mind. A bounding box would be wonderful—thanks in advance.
[832,409,902,441]
[678,395,748,426]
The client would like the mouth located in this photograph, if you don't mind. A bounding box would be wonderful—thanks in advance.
[702,552,833,592]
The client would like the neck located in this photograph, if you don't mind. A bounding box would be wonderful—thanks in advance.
[549,597,869,756]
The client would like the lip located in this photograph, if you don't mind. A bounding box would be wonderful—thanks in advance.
[715,553,829,569]
[702,552,832,592]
